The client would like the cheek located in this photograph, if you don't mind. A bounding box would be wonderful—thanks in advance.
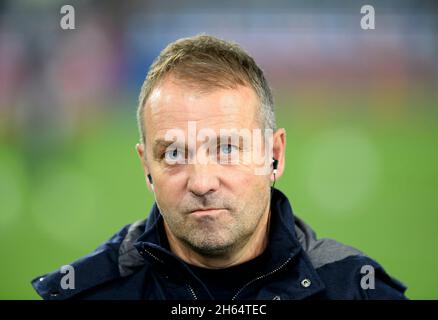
[154,175,185,208]
[225,169,268,195]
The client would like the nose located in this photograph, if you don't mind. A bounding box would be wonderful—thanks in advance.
[187,163,220,197]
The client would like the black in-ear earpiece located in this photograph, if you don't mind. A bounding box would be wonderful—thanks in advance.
[272,158,278,171]
[147,174,153,184]
[272,158,278,189]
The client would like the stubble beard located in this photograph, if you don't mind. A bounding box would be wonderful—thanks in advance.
[159,192,270,258]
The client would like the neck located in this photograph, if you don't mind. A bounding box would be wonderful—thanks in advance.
[165,207,271,269]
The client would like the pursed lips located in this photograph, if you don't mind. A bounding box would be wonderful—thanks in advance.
[189,208,226,217]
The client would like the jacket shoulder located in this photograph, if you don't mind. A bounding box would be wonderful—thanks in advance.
[315,254,408,299]
[294,216,407,299]
[31,222,140,300]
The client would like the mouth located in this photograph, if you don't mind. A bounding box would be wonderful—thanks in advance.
[189,208,226,217]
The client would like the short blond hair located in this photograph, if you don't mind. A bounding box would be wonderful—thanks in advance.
[136,34,275,144]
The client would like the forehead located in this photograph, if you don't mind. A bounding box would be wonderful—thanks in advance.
[143,77,260,143]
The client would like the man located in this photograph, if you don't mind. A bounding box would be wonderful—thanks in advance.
[32,35,407,300]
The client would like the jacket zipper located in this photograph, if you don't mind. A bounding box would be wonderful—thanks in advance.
[144,248,198,300]
[187,284,198,300]
[143,248,164,263]
[231,256,293,300]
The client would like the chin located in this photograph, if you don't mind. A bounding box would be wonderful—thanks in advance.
[187,237,235,257]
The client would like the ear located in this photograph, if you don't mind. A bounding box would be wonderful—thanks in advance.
[271,128,286,182]
[136,143,154,192]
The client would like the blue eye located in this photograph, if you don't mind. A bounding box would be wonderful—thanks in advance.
[220,144,238,155]
[164,148,184,162]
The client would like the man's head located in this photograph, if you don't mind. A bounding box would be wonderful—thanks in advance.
[136,35,286,262]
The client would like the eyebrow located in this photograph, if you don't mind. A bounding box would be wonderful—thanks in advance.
[218,132,253,151]
[217,132,242,142]
[152,139,184,160]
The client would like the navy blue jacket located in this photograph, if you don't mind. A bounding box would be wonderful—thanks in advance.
[32,188,407,300]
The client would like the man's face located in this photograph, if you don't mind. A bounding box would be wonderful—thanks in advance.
[138,76,274,256]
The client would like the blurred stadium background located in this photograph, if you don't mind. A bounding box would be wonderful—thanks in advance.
[0,0,437,299]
